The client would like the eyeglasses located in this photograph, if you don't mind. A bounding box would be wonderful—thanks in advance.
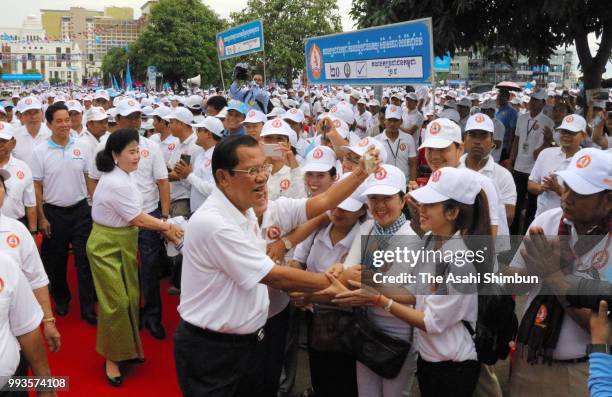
[231,163,273,177]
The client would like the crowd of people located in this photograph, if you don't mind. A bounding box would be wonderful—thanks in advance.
[0,67,611,397]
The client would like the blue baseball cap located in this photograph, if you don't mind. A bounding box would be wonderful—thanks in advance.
[227,99,248,115]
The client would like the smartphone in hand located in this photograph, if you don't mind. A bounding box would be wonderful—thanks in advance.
[262,144,283,159]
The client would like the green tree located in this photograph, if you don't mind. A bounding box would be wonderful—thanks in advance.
[101,47,129,85]
[133,0,226,89]
[23,68,40,75]
[350,0,611,90]
[230,0,342,85]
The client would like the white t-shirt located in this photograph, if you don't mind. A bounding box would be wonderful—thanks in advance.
[402,108,425,145]
[354,110,372,139]
[528,147,573,217]
[91,167,143,228]
[513,111,554,173]
[0,156,36,220]
[459,154,517,207]
[0,254,43,384]
[167,133,203,202]
[178,187,274,334]
[12,124,51,169]
[374,130,417,180]
[491,119,506,162]
[0,214,48,289]
[187,146,215,213]
[266,165,306,201]
[30,137,89,207]
[511,208,612,360]
[150,133,180,164]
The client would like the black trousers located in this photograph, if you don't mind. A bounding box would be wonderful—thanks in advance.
[41,199,96,316]
[306,312,358,397]
[511,170,537,235]
[139,208,163,323]
[261,304,290,397]
[174,320,265,397]
[417,355,480,397]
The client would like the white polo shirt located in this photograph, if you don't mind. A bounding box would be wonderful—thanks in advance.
[91,167,143,228]
[402,108,425,145]
[374,130,417,179]
[354,110,372,138]
[528,147,573,216]
[77,130,109,160]
[178,187,275,334]
[267,165,306,201]
[89,136,167,214]
[0,253,43,384]
[512,207,612,360]
[491,119,506,162]
[0,214,48,290]
[150,133,179,164]
[187,146,215,213]
[459,154,517,207]
[260,197,308,318]
[0,156,36,220]
[30,137,89,207]
[514,111,554,173]
[167,133,203,202]
[12,124,51,169]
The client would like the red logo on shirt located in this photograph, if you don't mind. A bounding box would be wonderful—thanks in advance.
[280,178,291,190]
[399,143,407,151]
[475,114,485,123]
[205,159,212,167]
[168,143,176,151]
[592,250,609,270]
[535,304,547,325]
[374,168,387,180]
[575,155,591,169]
[0,277,3,293]
[73,149,81,157]
[16,170,24,180]
[312,148,324,159]
[141,149,149,158]
[358,138,369,147]
[267,225,281,240]
[6,234,20,248]
[429,122,441,135]
[431,169,441,182]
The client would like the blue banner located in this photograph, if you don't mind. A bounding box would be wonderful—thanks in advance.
[217,19,264,61]
[1,74,43,81]
[305,18,433,85]
[434,52,451,72]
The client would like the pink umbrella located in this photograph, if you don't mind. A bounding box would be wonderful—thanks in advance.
[496,81,521,91]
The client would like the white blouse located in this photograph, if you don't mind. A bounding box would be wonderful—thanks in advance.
[91,166,143,228]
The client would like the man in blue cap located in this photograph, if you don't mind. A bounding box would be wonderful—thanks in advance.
[223,100,248,137]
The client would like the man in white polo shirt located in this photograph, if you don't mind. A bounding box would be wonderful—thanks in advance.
[508,147,612,397]
[31,103,96,324]
[374,104,417,182]
[354,98,372,139]
[77,107,109,161]
[400,92,424,144]
[66,100,84,138]
[0,122,37,232]
[13,96,51,169]
[528,114,587,217]
[149,105,178,164]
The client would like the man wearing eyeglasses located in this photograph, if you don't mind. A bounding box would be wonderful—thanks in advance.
[174,135,379,397]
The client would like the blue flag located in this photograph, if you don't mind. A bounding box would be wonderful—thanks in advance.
[125,59,133,92]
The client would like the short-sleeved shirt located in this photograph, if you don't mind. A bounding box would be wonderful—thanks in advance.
[0,214,48,289]
[528,147,572,216]
[266,165,306,201]
[31,136,89,207]
[91,167,143,227]
[511,208,612,360]
[0,155,36,219]
[187,146,215,213]
[150,133,180,164]
[402,108,425,145]
[374,130,417,179]
[459,154,517,207]
[178,187,275,334]
[354,110,372,139]
[167,133,203,202]
[76,130,108,160]
[0,253,44,383]
[495,104,518,143]
[12,124,52,169]
[513,111,555,174]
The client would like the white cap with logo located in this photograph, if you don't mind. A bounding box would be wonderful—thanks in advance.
[261,118,293,138]
[419,118,463,149]
[302,145,337,173]
[465,113,494,134]
[165,107,194,125]
[555,148,612,195]
[283,108,305,124]
[410,167,481,205]
[152,105,172,119]
[193,116,225,137]
[344,137,388,163]
[244,109,267,124]
[0,121,15,141]
[385,104,403,120]
[18,96,42,113]
[362,164,406,196]
[329,102,355,125]
[557,114,587,133]
[116,98,142,117]
[66,100,83,113]
[85,107,108,122]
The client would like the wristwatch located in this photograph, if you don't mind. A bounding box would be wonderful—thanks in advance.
[281,237,293,251]
[586,344,612,355]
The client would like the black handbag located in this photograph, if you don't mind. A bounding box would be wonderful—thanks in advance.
[338,309,412,379]
[309,306,352,352]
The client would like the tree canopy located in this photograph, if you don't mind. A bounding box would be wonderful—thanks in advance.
[230,0,342,85]
[101,47,129,82]
[350,0,611,89]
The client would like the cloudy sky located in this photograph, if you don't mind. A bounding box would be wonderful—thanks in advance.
[1,0,609,77]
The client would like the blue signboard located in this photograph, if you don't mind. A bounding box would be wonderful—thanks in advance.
[217,19,264,61]
[0,74,43,81]
[434,52,451,72]
[305,18,433,85]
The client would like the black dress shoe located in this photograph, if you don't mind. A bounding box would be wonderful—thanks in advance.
[104,362,122,387]
[55,301,69,316]
[81,312,98,325]
[144,320,166,340]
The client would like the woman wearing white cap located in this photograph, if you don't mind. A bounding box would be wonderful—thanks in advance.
[302,145,338,197]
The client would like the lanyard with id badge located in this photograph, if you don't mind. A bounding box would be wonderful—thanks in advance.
[522,119,539,154]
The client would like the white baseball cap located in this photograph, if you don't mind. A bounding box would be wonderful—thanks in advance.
[479,99,496,110]
[385,104,403,120]
[530,88,547,101]
[405,92,418,101]
[438,108,461,123]
[368,99,381,108]
[465,113,494,134]
[420,118,463,149]
[324,115,350,139]
[244,109,267,124]
[350,90,362,100]
[0,122,15,141]
[337,172,367,212]
[457,97,471,108]
[93,90,110,101]
[18,96,42,113]
[193,116,225,138]
[185,95,203,110]
[344,137,388,163]
[116,98,142,117]
[362,164,406,196]
[142,105,155,117]
[555,148,612,195]
[557,114,587,133]
[329,102,355,125]
[165,107,194,125]
[152,105,172,119]
[85,107,108,122]
[302,145,337,172]
[261,118,293,138]
[66,100,83,113]
[283,108,305,124]
[267,107,285,119]
[410,167,481,205]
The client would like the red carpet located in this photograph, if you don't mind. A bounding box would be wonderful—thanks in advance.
[41,255,183,396]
